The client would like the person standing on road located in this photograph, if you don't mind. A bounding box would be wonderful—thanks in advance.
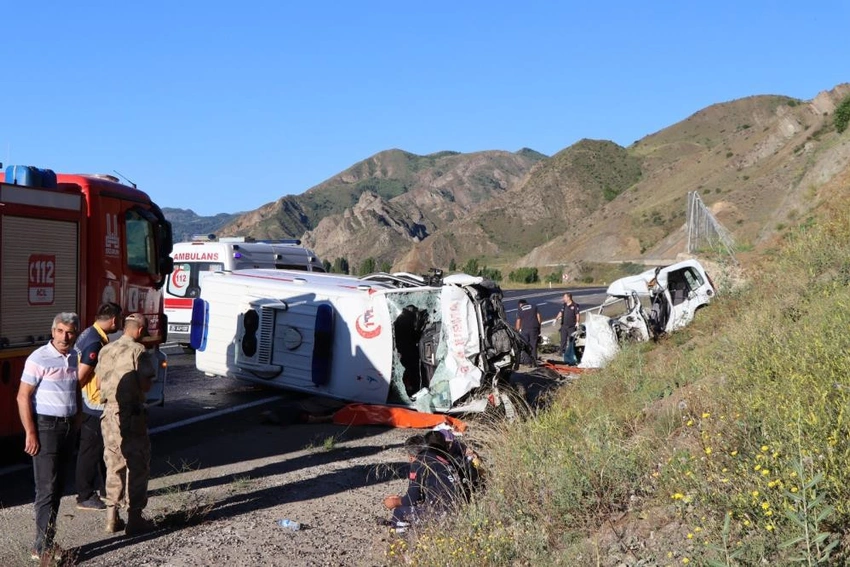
[556,293,581,366]
[16,312,81,562]
[97,313,157,535]
[75,302,123,512]
[515,299,542,367]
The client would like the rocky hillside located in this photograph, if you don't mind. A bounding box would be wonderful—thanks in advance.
[163,208,241,243]
[185,83,850,274]
[399,139,643,272]
[217,148,546,267]
[521,85,850,270]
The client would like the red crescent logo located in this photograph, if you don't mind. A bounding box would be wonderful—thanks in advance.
[355,316,382,339]
[171,266,188,288]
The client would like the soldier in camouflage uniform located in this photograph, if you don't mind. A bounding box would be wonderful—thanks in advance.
[97,313,157,535]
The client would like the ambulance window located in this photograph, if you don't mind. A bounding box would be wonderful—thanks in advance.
[126,211,155,273]
[167,263,193,297]
[166,262,224,298]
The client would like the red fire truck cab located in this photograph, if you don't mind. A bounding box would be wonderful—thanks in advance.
[0,165,174,446]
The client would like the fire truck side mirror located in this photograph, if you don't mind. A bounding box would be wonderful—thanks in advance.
[155,257,174,290]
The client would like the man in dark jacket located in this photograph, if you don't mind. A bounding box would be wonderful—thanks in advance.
[75,302,122,511]
[515,299,542,367]
[382,433,461,528]
[556,293,581,365]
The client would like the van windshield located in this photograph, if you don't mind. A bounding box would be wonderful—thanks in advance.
[166,261,225,298]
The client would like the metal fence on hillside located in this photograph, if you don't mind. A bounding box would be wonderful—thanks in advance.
[686,191,736,261]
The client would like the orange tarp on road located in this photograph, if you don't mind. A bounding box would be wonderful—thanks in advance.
[540,361,592,378]
[332,403,468,432]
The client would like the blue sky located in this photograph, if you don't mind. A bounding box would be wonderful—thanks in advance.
[2,1,847,216]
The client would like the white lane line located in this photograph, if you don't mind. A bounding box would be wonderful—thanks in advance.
[148,395,283,435]
[0,396,284,477]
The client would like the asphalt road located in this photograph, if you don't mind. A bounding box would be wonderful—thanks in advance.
[502,286,608,327]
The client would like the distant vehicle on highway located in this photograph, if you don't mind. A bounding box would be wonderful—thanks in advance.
[191,269,523,413]
[579,259,717,367]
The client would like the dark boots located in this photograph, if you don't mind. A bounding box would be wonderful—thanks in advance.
[125,509,155,535]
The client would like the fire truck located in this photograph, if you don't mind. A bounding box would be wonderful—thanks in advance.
[0,165,174,444]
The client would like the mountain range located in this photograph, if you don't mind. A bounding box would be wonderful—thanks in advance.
[163,83,850,278]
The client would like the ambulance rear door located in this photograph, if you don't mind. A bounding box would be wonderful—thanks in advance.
[165,243,226,345]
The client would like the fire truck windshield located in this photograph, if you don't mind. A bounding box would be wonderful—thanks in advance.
[126,210,157,273]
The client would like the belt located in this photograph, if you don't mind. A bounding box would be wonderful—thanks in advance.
[36,414,75,423]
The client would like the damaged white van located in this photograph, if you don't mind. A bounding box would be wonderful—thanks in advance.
[579,259,717,367]
[191,270,522,413]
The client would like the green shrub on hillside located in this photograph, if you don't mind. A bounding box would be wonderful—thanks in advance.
[508,267,539,284]
[358,257,376,275]
[834,94,850,133]
[480,267,502,282]
[544,271,562,284]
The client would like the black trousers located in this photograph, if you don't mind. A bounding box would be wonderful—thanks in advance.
[75,412,105,502]
[560,326,578,365]
[520,328,540,365]
[32,415,76,554]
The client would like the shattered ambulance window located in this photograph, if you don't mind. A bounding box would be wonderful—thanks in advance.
[384,289,443,409]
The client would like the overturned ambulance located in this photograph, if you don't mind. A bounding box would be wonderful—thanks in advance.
[579,259,717,367]
[191,270,522,413]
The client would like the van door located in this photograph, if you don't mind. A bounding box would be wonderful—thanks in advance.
[665,266,706,331]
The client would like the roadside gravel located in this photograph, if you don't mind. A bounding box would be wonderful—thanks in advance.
[0,362,563,567]
[1,412,419,567]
